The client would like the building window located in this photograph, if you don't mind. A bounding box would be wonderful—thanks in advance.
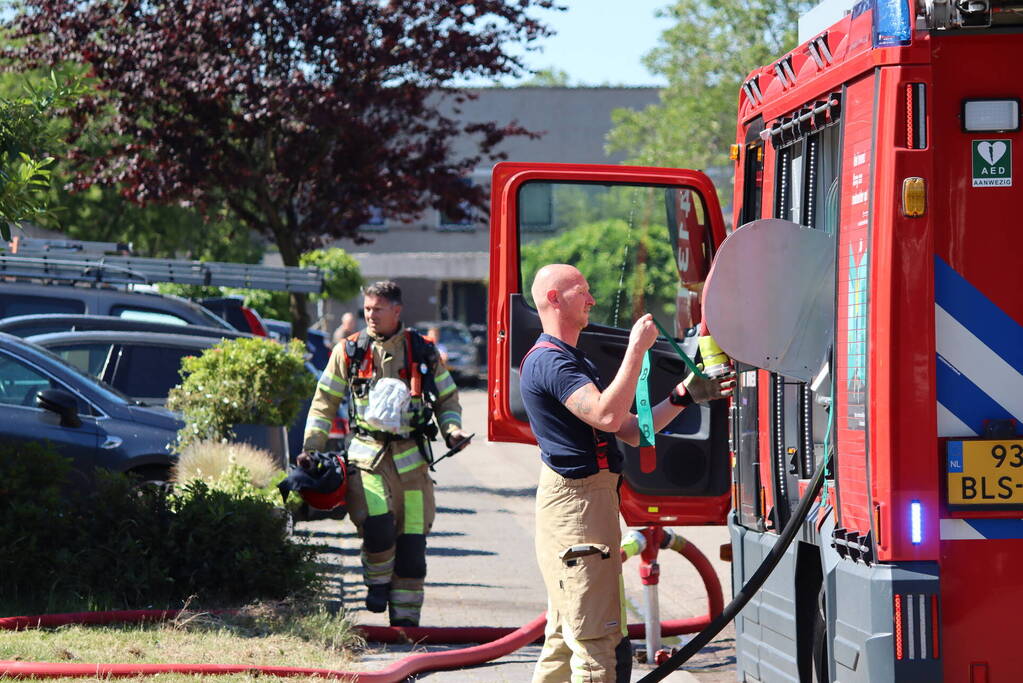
[438,179,477,231]
[519,182,554,232]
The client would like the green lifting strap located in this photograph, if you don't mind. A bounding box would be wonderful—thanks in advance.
[651,316,707,380]
[636,351,656,448]
[634,317,708,449]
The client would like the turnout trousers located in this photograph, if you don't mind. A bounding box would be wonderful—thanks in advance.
[345,440,436,626]
[533,466,631,683]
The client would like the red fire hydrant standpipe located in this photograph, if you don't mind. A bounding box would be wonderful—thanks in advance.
[0,538,722,680]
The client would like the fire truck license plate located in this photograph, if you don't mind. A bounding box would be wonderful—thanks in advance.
[947,440,1023,505]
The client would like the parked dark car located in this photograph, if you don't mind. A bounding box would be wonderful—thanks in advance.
[468,323,488,381]
[0,332,181,483]
[0,281,233,330]
[0,314,251,340]
[30,330,316,460]
[197,296,269,337]
[263,319,332,371]
[415,320,480,384]
[29,331,228,408]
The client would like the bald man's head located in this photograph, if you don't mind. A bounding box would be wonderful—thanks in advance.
[531,264,594,333]
[531,264,582,311]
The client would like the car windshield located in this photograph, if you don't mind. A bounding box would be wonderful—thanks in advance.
[26,343,134,405]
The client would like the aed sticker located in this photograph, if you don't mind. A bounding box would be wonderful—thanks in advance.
[972,139,1012,187]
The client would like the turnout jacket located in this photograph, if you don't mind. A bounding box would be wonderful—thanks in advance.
[303,325,462,473]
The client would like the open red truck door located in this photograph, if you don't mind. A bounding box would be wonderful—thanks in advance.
[487,162,732,526]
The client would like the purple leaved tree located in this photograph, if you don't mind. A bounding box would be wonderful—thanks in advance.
[4,0,557,337]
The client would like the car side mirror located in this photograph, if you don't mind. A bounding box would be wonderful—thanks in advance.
[36,388,82,428]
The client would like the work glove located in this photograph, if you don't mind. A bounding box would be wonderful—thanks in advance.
[682,366,736,404]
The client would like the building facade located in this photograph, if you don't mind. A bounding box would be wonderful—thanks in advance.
[322,86,662,332]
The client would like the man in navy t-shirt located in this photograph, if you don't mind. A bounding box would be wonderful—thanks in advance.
[521,264,733,683]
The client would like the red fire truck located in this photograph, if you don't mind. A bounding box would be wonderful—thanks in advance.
[487,0,1023,680]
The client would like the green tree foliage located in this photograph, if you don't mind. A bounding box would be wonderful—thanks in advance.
[0,71,83,241]
[42,184,264,263]
[607,0,812,173]
[0,67,261,262]
[6,0,557,339]
[519,67,572,87]
[521,218,677,328]
[300,248,363,304]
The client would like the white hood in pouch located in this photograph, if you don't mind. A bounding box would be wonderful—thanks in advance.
[363,377,412,434]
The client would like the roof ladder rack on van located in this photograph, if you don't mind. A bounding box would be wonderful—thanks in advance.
[1,239,323,293]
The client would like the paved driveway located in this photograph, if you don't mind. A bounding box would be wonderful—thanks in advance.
[298,388,736,681]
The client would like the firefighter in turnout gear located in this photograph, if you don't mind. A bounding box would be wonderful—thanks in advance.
[303,281,468,627]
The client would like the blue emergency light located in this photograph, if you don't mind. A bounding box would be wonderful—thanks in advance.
[910,500,923,544]
[872,0,912,48]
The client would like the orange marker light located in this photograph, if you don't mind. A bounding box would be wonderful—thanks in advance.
[902,177,926,217]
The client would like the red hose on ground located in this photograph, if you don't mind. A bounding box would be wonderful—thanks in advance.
[361,537,724,644]
[0,538,723,679]
[0,616,548,681]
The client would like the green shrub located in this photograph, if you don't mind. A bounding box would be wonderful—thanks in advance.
[0,441,75,607]
[0,442,320,613]
[167,336,316,449]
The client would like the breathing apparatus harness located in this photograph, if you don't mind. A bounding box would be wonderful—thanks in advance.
[343,328,442,464]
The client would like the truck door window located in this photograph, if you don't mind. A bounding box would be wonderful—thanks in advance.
[518,181,713,334]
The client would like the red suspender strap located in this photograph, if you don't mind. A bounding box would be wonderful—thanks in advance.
[520,340,609,470]
[594,437,609,469]
[406,330,423,397]
[519,340,562,373]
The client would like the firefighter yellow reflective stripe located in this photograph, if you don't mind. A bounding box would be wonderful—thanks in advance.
[438,410,460,428]
[317,371,347,397]
[347,437,380,462]
[388,588,424,621]
[435,369,456,398]
[393,444,426,473]
[362,554,394,585]
[618,574,627,637]
[305,415,331,436]
[404,490,424,534]
[361,472,388,517]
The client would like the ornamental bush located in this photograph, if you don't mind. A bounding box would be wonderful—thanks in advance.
[0,441,320,612]
[173,440,298,511]
[167,336,316,449]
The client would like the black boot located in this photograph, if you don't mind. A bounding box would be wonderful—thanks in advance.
[365,583,390,613]
[390,617,418,628]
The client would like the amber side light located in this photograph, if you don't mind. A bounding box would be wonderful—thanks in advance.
[902,177,926,217]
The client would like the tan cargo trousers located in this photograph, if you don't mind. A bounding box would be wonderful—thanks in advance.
[533,466,630,683]
[345,445,436,625]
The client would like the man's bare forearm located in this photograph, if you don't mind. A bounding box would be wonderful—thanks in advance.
[591,344,648,432]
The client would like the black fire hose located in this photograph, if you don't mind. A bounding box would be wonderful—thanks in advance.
[639,454,829,682]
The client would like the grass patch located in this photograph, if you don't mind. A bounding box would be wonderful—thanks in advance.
[0,601,365,682]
